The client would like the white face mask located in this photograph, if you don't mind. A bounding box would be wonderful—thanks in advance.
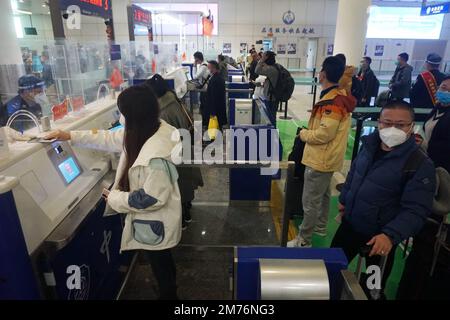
[119,114,126,127]
[34,92,49,106]
[379,126,410,148]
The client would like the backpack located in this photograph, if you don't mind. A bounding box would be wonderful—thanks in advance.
[286,127,306,217]
[288,127,306,178]
[270,64,295,102]
[373,77,380,99]
[403,148,450,217]
[351,75,363,103]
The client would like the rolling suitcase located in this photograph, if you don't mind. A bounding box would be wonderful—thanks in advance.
[355,245,388,300]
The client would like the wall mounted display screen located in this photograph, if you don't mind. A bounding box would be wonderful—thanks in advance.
[134,25,150,36]
[136,2,218,36]
[58,157,81,184]
[366,6,444,39]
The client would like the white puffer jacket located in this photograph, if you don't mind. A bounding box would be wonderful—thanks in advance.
[70,120,182,252]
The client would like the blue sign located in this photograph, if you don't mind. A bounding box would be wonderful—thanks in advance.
[375,45,385,57]
[59,0,113,19]
[327,44,334,56]
[282,10,295,25]
[421,2,450,15]
[110,44,121,61]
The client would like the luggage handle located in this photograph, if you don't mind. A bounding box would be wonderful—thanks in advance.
[359,244,373,258]
[355,244,389,300]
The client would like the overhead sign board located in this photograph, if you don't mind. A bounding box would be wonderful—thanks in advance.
[131,4,152,27]
[59,0,112,19]
[421,2,450,15]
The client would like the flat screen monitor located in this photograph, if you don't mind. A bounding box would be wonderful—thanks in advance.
[366,6,444,39]
[58,157,81,184]
[109,124,124,132]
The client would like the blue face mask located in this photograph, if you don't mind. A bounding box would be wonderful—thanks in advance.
[436,90,450,105]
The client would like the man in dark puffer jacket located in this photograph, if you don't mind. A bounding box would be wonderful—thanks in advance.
[332,101,436,297]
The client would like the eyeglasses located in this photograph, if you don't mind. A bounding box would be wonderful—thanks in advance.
[378,121,413,130]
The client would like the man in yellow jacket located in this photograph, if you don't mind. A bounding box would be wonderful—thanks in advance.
[289,56,357,247]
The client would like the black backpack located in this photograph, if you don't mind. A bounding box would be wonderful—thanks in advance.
[373,77,380,98]
[270,64,295,102]
[288,127,306,178]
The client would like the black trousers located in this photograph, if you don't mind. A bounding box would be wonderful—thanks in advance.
[199,92,208,127]
[268,99,279,126]
[397,221,450,300]
[331,218,397,295]
[146,249,178,300]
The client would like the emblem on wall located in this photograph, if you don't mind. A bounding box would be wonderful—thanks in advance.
[282,10,295,25]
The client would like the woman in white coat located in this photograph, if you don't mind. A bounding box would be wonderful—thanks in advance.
[46,86,182,300]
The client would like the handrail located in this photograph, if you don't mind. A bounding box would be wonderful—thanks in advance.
[6,110,42,133]
[97,83,110,100]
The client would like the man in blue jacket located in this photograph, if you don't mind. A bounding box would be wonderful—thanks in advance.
[332,101,436,296]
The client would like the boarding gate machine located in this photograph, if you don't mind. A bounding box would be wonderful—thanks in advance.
[0,97,133,300]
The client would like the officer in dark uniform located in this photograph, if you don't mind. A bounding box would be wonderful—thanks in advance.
[410,53,446,110]
[6,75,46,132]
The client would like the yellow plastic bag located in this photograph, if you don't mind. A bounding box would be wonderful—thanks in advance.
[208,116,219,140]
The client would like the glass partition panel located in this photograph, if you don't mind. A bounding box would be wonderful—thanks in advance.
[1,39,183,134]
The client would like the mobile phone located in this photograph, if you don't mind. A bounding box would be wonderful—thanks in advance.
[102,188,110,200]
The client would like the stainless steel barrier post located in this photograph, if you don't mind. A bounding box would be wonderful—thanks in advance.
[312,77,318,108]
[279,101,292,120]
[309,67,316,94]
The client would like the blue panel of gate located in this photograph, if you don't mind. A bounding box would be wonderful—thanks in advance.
[228,69,244,73]
[41,199,132,300]
[228,82,251,100]
[0,191,40,300]
[229,122,278,201]
[234,247,348,300]
[182,63,194,79]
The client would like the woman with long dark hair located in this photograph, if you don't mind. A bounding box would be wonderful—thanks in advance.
[45,86,182,299]
[144,74,203,229]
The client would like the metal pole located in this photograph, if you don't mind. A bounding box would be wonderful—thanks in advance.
[279,101,292,120]
[310,67,316,94]
[352,117,364,161]
[312,77,318,107]
[278,100,283,113]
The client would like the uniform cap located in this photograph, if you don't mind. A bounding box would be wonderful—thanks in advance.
[18,75,45,90]
[426,53,442,65]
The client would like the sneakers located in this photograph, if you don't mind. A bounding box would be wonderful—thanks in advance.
[182,203,192,230]
[182,203,192,223]
[287,237,312,248]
